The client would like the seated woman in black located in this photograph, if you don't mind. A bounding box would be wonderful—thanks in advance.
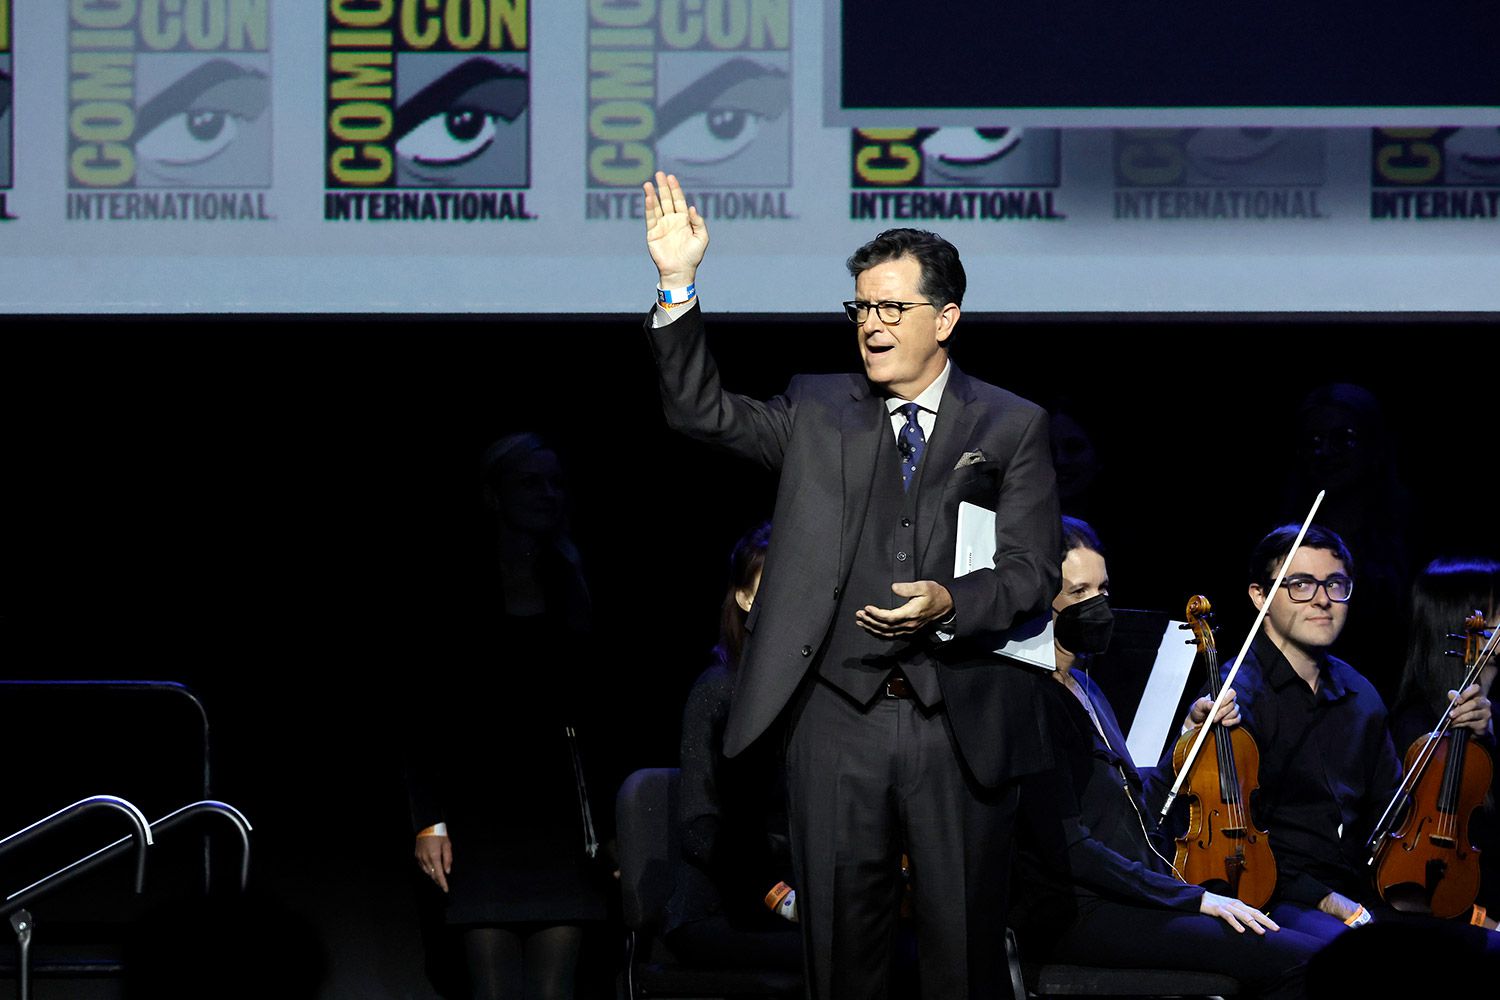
[1386,557,1499,926]
[1012,517,1325,1000]
[663,522,802,971]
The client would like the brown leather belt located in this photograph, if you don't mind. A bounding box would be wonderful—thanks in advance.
[884,675,913,699]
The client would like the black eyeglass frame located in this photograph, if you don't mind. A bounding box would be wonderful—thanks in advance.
[842,300,937,324]
[1278,574,1355,603]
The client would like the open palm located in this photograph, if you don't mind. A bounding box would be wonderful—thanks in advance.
[644,171,709,286]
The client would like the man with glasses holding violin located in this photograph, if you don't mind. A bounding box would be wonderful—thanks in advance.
[642,172,1059,999]
[1228,524,1492,944]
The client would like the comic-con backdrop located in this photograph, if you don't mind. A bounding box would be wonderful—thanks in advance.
[1,2,1497,313]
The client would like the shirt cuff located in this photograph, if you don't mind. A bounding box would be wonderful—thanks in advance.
[417,823,448,837]
[934,608,957,642]
[651,297,699,327]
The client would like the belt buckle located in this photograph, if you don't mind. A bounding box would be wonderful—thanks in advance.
[884,675,911,699]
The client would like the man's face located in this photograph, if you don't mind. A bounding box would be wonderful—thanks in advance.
[1250,546,1350,654]
[852,255,957,400]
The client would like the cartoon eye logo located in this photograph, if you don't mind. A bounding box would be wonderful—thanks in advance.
[1444,128,1500,184]
[133,60,268,167]
[656,58,789,167]
[394,59,528,169]
[923,128,1024,167]
[1183,128,1288,179]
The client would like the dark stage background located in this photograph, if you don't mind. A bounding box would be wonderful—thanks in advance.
[4,313,1497,997]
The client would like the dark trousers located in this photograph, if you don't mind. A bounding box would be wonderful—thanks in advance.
[786,679,1018,1000]
[1052,900,1322,1000]
[664,915,803,973]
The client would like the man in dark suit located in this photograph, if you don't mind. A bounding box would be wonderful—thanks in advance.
[643,172,1060,999]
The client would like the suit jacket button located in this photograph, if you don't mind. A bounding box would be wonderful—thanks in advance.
[832,587,840,599]
[801,645,812,657]
[896,551,908,562]
[901,517,911,528]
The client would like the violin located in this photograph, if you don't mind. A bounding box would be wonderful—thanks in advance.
[1170,595,1277,909]
[1369,612,1495,918]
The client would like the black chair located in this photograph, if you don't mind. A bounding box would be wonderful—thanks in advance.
[1005,928,1240,999]
[615,768,803,999]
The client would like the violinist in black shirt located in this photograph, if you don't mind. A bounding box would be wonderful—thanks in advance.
[1226,525,1493,944]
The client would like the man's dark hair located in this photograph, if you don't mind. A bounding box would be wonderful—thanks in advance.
[1248,523,1354,591]
[1061,516,1104,561]
[846,229,966,309]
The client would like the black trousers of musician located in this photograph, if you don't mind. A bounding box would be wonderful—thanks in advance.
[786,678,1017,1000]
[1050,901,1320,1000]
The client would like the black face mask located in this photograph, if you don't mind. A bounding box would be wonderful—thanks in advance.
[1054,594,1114,655]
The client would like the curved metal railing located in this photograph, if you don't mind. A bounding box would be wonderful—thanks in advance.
[0,796,153,896]
[1,800,252,921]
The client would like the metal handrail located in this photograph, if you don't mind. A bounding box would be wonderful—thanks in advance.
[0,796,152,896]
[0,680,211,802]
[1,800,252,921]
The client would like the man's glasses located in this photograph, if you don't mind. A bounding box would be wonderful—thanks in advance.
[1279,574,1354,603]
[842,300,936,324]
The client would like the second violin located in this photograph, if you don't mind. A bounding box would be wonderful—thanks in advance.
[1170,595,1278,909]
[1369,612,1495,918]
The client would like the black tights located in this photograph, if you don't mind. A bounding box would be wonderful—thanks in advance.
[461,924,583,1000]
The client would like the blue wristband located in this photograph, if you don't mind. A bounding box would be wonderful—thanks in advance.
[658,283,696,306]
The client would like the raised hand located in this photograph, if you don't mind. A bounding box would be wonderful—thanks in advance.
[643,171,708,287]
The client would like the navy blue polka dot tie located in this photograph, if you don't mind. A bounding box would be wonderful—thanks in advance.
[895,403,926,492]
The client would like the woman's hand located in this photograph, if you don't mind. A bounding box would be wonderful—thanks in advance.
[1199,890,1278,934]
[415,834,452,893]
[1449,684,1492,735]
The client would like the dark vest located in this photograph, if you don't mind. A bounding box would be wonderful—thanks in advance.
[817,414,942,706]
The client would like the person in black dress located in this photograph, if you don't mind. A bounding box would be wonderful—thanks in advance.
[1386,557,1499,925]
[1012,517,1324,1000]
[406,434,606,1000]
[663,522,802,971]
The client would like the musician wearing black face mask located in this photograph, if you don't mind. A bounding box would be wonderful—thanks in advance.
[1010,518,1322,1000]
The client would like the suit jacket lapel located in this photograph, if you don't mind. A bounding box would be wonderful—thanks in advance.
[840,386,885,582]
[916,365,978,569]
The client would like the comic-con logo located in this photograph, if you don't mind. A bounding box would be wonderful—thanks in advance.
[1371,129,1500,220]
[1,0,13,206]
[850,128,1062,221]
[67,1,272,203]
[586,0,791,221]
[325,0,531,221]
[1113,129,1326,221]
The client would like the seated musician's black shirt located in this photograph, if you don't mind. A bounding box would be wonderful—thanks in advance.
[1228,631,1402,908]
